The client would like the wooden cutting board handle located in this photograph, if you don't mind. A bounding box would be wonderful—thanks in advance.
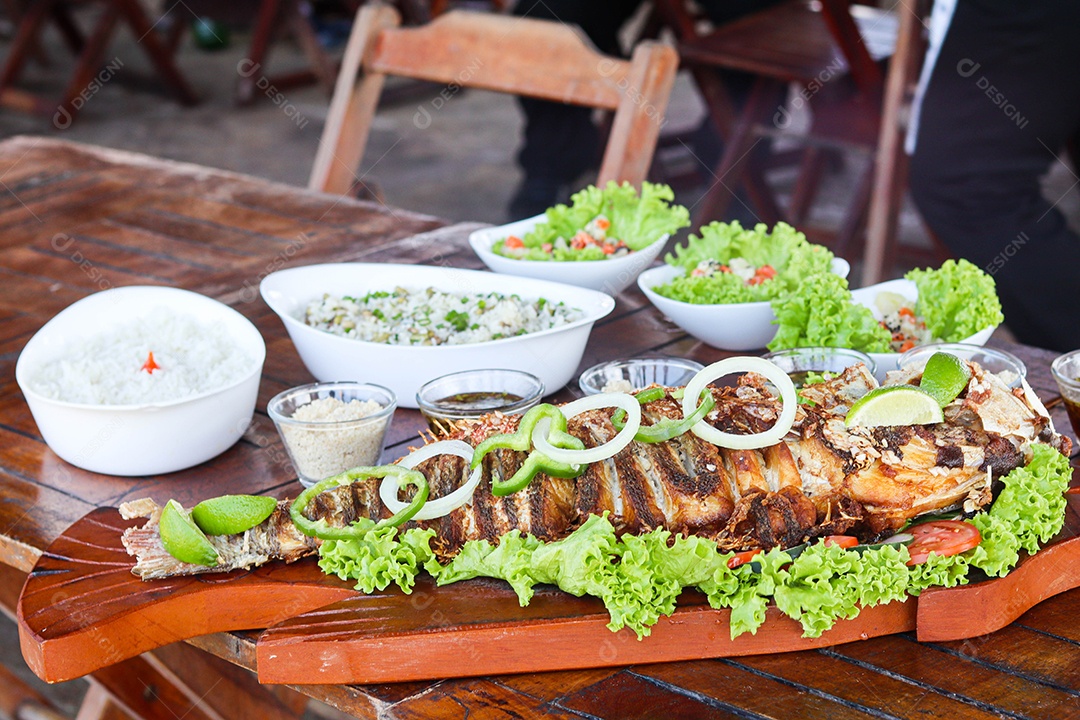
[916,532,1080,642]
[17,508,357,683]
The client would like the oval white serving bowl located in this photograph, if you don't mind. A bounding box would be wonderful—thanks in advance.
[15,286,266,476]
[468,214,669,294]
[850,278,997,380]
[260,263,615,408]
[637,258,851,351]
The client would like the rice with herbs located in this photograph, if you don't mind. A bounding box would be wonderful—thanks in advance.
[31,308,255,405]
[305,287,583,346]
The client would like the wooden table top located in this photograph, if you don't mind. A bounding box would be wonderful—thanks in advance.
[1,136,1078,719]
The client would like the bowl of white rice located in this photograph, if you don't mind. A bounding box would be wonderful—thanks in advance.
[15,286,265,476]
[261,263,615,408]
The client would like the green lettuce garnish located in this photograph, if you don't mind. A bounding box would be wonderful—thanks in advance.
[907,259,1003,341]
[768,273,892,352]
[315,444,1072,640]
[655,221,834,304]
[493,181,690,261]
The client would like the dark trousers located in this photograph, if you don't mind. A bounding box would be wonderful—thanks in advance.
[909,0,1080,352]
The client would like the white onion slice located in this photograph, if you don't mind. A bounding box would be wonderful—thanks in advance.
[381,440,482,520]
[531,392,641,465]
[681,357,797,450]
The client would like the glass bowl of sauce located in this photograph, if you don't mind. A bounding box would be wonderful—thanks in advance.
[762,347,877,388]
[416,369,544,433]
[1051,349,1080,441]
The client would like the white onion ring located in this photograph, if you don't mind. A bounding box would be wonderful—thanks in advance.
[381,440,482,520]
[681,357,797,450]
[531,392,641,465]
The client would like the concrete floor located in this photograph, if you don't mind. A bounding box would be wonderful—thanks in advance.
[1,10,1079,719]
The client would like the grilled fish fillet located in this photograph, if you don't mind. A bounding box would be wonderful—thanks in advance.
[121,361,1069,579]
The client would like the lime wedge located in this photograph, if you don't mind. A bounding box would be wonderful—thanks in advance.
[191,495,277,536]
[159,500,220,566]
[919,352,972,407]
[845,385,944,427]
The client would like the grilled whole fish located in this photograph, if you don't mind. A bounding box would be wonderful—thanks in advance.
[121,361,1069,579]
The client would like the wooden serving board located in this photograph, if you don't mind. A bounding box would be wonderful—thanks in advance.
[17,497,1080,685]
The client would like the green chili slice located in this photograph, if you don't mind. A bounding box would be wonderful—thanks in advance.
[290,466,429,540]
[633,390,715,443]
[490,450,584,497]
[471,403,583,471]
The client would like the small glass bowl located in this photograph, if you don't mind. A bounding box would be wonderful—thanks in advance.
[578,356,705,395]
[416,369,544,433]
[762,347,877,384]
[268,381,396,488]
[898,343,1026,388]
[1050,350,1080,439]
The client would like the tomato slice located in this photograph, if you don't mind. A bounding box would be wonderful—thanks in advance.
[822,535,859,549]
[727,549,762,569]
[904,519,981,565]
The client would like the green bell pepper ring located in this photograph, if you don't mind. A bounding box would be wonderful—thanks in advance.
[471,403,583,471]
[290,466,429,540]
[490,450,584,496]
[612,388,715,443]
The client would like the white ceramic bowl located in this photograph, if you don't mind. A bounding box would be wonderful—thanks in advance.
[15,286,265,476]
[637,258,851,351]
[468,214,669,294]
[850,278,997,380]
[260,263,615,408]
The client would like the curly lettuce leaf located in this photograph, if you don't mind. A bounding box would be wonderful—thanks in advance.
[495,181,690,261]
[768,272,892,352]
[907,259,1004,341]
[314,443,1070,640]
[317,522,435,594]
[656,221,834,304]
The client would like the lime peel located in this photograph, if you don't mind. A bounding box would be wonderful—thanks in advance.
[919,352,972,407]
[845,385,944,428]
[191,495,277,536]
[159,500,220,567]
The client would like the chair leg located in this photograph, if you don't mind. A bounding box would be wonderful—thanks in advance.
[834,156,874,262]
[788,147,827,225]
[0,0,54,97]
[285,0,337,95]
[57,1,121,122]
[237,0,285,105]
[695,77,784,225]
[51,0,85,54]
[116,0,198,105]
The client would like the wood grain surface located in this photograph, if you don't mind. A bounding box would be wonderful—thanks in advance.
[1,137,1078,719]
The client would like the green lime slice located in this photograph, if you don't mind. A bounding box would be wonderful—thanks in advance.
[191,495,277,536]
[159,500,220,566]
[845,385,944,428]
[919,352,972,407]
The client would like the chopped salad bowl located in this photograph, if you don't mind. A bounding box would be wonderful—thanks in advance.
[260,263,616,407]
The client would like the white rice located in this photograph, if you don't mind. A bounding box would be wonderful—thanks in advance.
[31,308,255,405]
[304,287,583,346]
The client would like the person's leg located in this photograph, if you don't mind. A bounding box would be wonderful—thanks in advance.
[909,0,1080,351]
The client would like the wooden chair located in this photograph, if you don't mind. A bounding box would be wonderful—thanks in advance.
[309,6,678,197]
[655,0,945,282]
[863,0,947,284]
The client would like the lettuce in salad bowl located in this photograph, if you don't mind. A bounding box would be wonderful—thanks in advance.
[768,259,1003,379]
[637,221,849,350]
[469,181,690,293]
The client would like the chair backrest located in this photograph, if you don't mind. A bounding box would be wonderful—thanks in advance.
[309,7,679,196]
